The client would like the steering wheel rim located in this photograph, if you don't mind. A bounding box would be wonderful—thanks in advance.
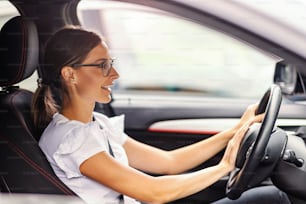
[226,84,282,199]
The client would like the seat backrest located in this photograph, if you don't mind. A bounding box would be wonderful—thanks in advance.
[0,16,75,195]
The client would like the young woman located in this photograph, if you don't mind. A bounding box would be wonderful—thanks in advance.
[32,27,289,204]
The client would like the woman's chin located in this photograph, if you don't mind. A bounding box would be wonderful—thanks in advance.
[97,96,112,104]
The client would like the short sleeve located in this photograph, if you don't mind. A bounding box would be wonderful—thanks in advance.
[109,114,128,145]
[53,123,107,179]
[94,113,128,145]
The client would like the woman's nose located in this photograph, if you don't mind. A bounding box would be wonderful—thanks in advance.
[110,66,120,79]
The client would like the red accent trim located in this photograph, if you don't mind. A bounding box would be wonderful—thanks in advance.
[0,133,74,195]
[10,90,33,136]
[148,127,219,135]
[14,18,26,84]
[1,91,74,195]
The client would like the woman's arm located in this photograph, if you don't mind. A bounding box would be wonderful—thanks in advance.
[124,127,234,175]
[80,148,231,204]
[125,104,263,175]
[80,120,250,204]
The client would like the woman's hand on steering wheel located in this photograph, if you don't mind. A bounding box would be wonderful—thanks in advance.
[225,85,282,200]
[220,122,252,171]
[220,104,265,182]
[234,103,265,134]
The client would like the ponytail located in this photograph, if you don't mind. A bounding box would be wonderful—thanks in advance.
[31,27,102,139]
[31,84,59,139]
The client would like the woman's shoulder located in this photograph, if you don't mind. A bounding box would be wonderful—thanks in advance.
[93,112,127,145]
[51,112,106,134]
[93,112,125,130]
[40,113,93,143]
[52,112,85,126]
[92,111,110,121]
[39,113,103,154]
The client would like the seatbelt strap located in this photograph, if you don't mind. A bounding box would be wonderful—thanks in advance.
[96,118,136,204]
[94,117,114,157]
[107,139,114,157]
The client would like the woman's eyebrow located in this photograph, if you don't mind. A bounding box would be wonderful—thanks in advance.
[92,58,108,63]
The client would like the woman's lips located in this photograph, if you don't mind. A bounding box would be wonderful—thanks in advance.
[101,85,112,92]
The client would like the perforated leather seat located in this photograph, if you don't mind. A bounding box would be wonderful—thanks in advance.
[0,16,75,195]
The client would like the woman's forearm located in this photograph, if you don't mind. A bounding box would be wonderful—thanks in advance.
[144,163,231,204]
[80,151,232,204]
[166,127,235,174]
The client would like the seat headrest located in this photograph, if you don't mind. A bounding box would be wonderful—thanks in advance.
[0,16,39,87]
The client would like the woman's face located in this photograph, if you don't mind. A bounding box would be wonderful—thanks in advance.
[70,42,119,104]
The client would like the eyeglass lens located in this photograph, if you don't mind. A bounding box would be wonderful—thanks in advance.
[101,60,113,76]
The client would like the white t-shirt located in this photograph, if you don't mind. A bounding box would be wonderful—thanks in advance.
[39,112,140,204]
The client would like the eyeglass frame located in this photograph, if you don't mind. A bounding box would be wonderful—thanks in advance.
[70,58,115,77]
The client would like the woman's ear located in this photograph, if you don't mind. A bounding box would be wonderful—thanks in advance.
[61,66,77,84]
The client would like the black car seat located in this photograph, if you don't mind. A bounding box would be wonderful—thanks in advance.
[0,16,75,195]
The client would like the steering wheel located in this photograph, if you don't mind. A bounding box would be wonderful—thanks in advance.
[226,84,282,199]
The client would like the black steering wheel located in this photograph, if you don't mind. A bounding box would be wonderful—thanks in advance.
[226,84,282,199]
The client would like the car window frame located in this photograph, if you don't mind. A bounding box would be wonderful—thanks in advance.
[82,0,306,69]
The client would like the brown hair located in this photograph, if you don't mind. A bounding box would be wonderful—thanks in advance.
[31,27,102,138]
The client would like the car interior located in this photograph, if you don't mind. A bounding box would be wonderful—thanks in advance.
[2,0,306,204]
[0,15,76,195]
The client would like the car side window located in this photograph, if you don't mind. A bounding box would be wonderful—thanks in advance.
[78,1,279,99]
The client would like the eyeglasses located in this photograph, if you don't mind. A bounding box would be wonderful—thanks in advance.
[71,58,115,77]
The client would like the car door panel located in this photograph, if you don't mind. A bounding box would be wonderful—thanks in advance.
[95,97,306,203]
[95,96,306,158]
